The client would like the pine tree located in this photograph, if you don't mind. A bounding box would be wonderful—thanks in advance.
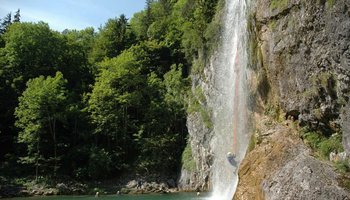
[13,9,20,23]
[0,13,12,34]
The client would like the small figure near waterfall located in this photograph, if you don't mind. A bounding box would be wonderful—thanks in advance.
[227,152,238,170]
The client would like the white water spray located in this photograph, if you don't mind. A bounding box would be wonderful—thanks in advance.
[210,0,250,199]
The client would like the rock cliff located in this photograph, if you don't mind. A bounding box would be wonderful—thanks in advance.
[234,117,350,199]
[182,0,350,198]
[253,0,350,137]
[234,0,350,199]
[178,54,218,191]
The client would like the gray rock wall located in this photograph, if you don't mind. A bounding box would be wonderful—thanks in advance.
[182,0,350,194]
[255,0,350,141]
[233,0,350,199]
[178,55,217,191]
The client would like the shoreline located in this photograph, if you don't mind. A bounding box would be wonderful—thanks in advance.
[0,176,201,198]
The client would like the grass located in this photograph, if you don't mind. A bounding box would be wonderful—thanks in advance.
[248,133,257,152]
[335,160,350,173]
[264,103,283,122]
[195,86,206,104]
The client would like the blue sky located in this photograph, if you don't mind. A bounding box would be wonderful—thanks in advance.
[0,0,146,31]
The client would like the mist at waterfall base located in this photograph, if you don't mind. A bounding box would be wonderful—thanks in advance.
[210,0,250,199]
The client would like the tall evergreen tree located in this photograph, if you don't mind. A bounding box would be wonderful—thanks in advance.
[90,15,134,63]
[13,9,20,23]
[0,13,12,34]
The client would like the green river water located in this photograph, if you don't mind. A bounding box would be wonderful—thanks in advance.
[3,193,210,200]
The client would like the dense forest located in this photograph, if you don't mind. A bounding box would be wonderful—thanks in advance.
[0,0,220,182]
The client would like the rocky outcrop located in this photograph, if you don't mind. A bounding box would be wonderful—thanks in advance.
[183,0,350,197]
[254,0,350,134]
[234,0,350,198]
[342,103,350,154]
[178,56,217,191]
[234,117,350,200]
[121,179,175,194]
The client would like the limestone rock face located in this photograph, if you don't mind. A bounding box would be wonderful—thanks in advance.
[183,0,350,196]
[234,118,350,200]
[255,0,350,134]
[178,55,217,191]
[342,103,350,155]
[263,153,349,200]
[233,0,350,199]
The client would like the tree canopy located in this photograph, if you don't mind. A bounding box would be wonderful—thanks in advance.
[0,0,220,181]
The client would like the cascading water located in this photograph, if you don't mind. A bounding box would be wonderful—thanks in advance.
[210,0,250,199]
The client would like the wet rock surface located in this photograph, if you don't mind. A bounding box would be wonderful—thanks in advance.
[179,53,219,191]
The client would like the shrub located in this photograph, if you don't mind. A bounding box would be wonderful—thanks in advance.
[88,147,113,179]
[318,134,344,158]
[335,160,350,173]
[182,142,196,171]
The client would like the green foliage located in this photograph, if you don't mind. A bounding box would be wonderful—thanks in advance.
[0,13,12,34]
[0,0,222,182]
[164,64,189,106]
[248,133,257,152]
[187,86,212,129]
[318,134,344,158]
[301,127,344,159]
[90,15,135,63]
[88,51,143,167]
[87,147,113,179]
[15,72,68,178]
[269,20,277,30]
[270,0,289,10]
[335,160,350,173]
[264,103,282,122]
[301,130,324,150]
[181,142,196,171]
[327,0,336,8]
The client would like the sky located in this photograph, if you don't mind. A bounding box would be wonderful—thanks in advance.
[0,0,146,31]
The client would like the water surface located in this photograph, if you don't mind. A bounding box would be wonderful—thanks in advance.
[3,193,209,200]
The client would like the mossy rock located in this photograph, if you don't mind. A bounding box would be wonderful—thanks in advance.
[270,0,289,10]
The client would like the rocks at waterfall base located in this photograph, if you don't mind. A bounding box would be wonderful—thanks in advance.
[0,182,86,198]
[234,117,350,200]
[178,112,213,192]
[0,176,178,198]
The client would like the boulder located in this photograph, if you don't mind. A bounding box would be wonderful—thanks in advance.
[234,117,350,199]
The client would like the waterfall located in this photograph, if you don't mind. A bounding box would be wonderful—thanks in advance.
[210,0,250,199]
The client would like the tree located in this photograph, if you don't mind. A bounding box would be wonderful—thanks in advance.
[1,22,65,94]
[0,13,12,35]
[13,9,20,23]
[15,72,68,180]
[88,50,144,172]
[90,15,135,63]
[134,65,188,174]
[0,22,93,165]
